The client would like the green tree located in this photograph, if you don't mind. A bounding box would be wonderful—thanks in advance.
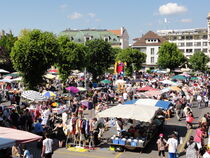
[0,30,17,72]
[189,51,209,72]
[85,39,114,81]
[116,48,146,76]
[11,29,58,90]
[57,36,87,82]
[157,41,186,71]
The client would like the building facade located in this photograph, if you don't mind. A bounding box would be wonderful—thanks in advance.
[132,31,166,67]
[157,28,208,58]
[59,27,129,49]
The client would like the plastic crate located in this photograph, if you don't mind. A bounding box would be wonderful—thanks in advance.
[112,139,119,144]
[131,141,137,147]
[119,139,126,145]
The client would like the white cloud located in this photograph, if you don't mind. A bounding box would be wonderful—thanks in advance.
[68,12,83,20]
[180,18,192,23]
[60,4,68,9]
[159,3,187,15]
[88,13,96,18]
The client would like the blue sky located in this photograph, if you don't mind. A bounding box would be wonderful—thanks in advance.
[0,0,210,43]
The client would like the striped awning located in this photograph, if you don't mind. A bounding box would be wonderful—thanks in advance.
[21,90,47,101]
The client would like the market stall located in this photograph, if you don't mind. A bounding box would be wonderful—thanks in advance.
[0,138,15,149]
[97,104,164,151]
[0,127,42,144]
[124,99,172,110]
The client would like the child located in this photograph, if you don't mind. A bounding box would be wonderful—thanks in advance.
[156,133,167,158]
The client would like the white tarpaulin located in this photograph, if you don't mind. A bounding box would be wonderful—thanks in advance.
[97,104,160,122]
[0,137,15,149]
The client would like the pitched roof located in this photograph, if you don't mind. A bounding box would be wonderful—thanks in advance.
[108,30,121,36]
[133,31,166,46]
[59,29,120,44]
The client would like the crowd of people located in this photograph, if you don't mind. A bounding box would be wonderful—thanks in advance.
[0,71,210,157]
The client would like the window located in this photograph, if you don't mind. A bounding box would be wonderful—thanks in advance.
[104,37,109,42]
[186,49,193,53]
[203,42,208,46]
[151,48,155,55]
[172,36,177,40]
[186,36,193,40]
[194,49,201,52]
[178,43,184,47]
[194,35,201,40]
[85,37,90,41]
[179,49,184,53]
[186,42,193,46]
[194,42,201,46]
[151,57,154,63]
[202,35,207,39]
[203,49,208,53]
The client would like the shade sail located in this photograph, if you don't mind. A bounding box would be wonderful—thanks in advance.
[0,137,15,149]
[0,127,42,144]
[97,104,160,122]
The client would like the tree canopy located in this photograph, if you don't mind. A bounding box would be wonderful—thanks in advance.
[11,29,58,90]
[85,39,114,81]
[116,48,146,76]
[157,41,186,70]
[0,30,17,72]
[57,36,87,82]
[189,51,209,72]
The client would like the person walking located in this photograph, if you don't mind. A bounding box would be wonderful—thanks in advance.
[156,133,167,158]
[197,93,202,109]
[175,99,182,121]
[166,133,178,158]
[184,136,198,158]
[41,133,54,158]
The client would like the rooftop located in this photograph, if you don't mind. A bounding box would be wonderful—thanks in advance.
[133,31,166,46]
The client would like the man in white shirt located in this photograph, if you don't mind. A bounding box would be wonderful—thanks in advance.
[197,94,202,109]
[167,134,178,158]
[123,91,128,102]
[42,133,53,158]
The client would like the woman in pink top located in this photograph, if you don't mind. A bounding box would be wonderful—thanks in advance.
[194,127,205,150]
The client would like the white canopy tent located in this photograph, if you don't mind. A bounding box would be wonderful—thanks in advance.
[0,137,15,149]
[97,104,160,123]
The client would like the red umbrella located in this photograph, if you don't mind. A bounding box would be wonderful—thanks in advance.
[48,69,58,73]
[137,86,158,91]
